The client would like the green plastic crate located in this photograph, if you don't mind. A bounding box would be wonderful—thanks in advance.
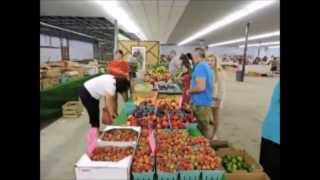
[132,171,155,180]
[186,124,202,137]
[179,170,201,180]
[157,171,179,180]
[201,170,224,180]
[185,123,198,129]
[125,102,137,116]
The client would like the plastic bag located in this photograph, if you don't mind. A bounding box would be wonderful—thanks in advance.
[87,128,98,156]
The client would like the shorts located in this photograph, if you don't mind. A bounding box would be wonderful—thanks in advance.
[260,138,280,180]
[192,105,215,139]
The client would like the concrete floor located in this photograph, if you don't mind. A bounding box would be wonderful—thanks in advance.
[40,72,278,180]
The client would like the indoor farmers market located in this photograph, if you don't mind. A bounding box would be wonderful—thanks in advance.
[40,0,280,180]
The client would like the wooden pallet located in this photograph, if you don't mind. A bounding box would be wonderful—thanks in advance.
[62,101,83,118]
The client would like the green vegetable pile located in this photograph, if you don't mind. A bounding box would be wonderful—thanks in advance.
[222,155,253,173]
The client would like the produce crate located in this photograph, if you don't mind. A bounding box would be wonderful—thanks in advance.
[41,78,59,90]
[157,171,179,180]
[132,91,158,105]
[216,147,265,180]
[132,171,155,180]
[62,101,83,118]
[225,172,270,180]
[186,124,202,137]
[75,150,134,180]
[45,68,62,78]
[97,126,141,147]
[157,94,182,102]
[179,170,201,180]
[217,148,263,172]
[201,170,224,180]
[124,102,137,116]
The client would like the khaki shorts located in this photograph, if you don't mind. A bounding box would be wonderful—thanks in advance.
[192,105,215,139]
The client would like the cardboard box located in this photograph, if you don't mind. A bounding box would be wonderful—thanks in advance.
[41,78,59,90]
[132,91,158,105]
[97,126,141,147]
[75,152,133,180]
[217,148,269,180]
[226,172,270,180]
[45,68,62,78]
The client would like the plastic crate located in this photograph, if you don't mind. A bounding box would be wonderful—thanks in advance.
[179,170,201,180]
[124,102,137,116]
[201,170,224,180]
[132,171,155,180]
[186,123,198,129]
[157,171,179,180]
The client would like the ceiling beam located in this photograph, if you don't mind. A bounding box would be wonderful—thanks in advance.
[40,21,103,41]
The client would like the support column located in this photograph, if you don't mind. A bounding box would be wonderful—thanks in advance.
[257,41,261,57]
[240,22,250,82]
[114,20,118,53]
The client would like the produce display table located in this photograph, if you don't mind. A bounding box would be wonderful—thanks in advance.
[73,68,268,180]
[113,99,203,136]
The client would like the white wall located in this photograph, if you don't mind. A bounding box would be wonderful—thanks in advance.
[160,45,198,56]
[40,48,61,64]
[69,40,94,60]
[40,34,62,64]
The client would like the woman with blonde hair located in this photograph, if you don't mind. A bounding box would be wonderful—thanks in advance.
[207,54,226,139]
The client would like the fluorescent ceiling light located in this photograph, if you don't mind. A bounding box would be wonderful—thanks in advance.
[209,30,279,47]
[118,33,129,40]
[268,45,280,49]
[239,41,280,48]
[178,0,275,46]
[95,0,147,40]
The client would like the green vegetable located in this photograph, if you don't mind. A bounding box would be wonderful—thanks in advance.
[231,158,237,164]
[236,156,243,162]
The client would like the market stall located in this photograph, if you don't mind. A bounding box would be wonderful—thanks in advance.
[74,64,270,180]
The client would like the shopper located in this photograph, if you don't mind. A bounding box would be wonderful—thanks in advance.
[107,49,130,103]
[189,47,214,139]
[268,57,278,75]
[186,53,194,69]
[207,54,226,139]
[259,81,280,180]
[79,74,130,128]
[168,50,181,76]
[177,54,192,105]
[262,56,268,63]
[107,50,129,79]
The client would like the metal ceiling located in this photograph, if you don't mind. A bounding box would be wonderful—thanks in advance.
[40,16,139,41]
[40,16,141,60]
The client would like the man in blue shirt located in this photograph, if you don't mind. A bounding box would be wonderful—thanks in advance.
[189,47,215,139]
[260,81,280,180]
